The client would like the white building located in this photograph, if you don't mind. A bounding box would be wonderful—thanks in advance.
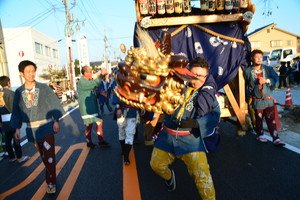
[3,27,60,90]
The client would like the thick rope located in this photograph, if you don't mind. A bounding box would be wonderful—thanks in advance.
[171,24,188,37]
[170,24,245,44]
[193,24,245,44]
[275,102,300,109]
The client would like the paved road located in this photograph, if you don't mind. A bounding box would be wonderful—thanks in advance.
[0,105,300,200]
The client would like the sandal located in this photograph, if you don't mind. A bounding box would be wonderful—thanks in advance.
[17,156,30,163]
[124,157,130,165]
[9,158,17,162]
[256,136,267,143]
[47,184,56,194]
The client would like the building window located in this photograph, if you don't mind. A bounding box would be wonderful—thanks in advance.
[35,42,43,54]
[270,40,282,47]
[286,40,293,46]
[45,46,51,56]
[267,29,270,33]
[251,41,261,48]
[53,49,58,58]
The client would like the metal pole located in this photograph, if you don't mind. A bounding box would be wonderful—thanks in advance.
[63,0,74,90]
[68,45,74,90]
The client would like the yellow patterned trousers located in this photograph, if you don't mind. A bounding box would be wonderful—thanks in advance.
[150,147,215,200]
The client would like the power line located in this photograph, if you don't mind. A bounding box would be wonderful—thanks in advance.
[76,1,104,37]
[31,10,56,28]
[85,0,109,31]
[2,6,62,43]
[17,8,53,27]
[88,36,132,40]
[17,5,65,27]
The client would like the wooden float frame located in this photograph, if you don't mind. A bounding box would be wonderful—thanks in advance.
[134,0,256,134]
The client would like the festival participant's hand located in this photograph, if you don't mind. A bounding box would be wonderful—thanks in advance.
[14,128,21,140]
[258,77,270,85]
[53,121,60,133]
[101,68,107,75]
[116,108,123,118]
[92,70,102,79]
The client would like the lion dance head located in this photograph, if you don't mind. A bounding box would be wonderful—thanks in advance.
[114,30,197,115]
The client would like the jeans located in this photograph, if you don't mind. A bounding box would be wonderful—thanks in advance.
[100,102,113,114]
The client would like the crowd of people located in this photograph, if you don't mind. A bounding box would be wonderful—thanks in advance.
[277,56,300,88]
[49,81,76,105]
[0,49,289,198]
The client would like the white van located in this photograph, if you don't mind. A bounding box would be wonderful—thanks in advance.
[269,47,296,72]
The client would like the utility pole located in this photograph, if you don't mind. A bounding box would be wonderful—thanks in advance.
[113,49,116,61]
[63,0,75,90]
[103,30,111,73]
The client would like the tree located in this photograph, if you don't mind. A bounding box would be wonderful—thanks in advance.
[74,59,81,76]
[40,68,67,82]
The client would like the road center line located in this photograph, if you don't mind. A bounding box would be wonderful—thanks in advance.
[123,146,141,200]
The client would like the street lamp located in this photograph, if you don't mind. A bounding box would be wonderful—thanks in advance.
[75,23,80,31]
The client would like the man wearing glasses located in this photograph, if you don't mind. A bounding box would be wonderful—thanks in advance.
[150,57,220,200]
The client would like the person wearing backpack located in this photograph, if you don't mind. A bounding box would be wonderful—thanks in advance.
[150,57,220,200]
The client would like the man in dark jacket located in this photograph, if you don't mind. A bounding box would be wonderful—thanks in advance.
[10,61,65,194]
[278,62,287,88]
[0,76,29,162]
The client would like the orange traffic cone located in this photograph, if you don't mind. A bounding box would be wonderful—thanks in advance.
[285,85,293,105]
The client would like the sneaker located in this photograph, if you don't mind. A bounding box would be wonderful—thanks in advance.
[47,184,56,194]
[17,156,30,163]
[273,139,285,146]
[99,141,111,148]
[1,152,9,158]
[256,135,268,143]
[165,169,176,191]
[9,158,17,162]
[87,143,97,148]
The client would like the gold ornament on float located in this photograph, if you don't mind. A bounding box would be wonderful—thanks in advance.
[114,27,197,115]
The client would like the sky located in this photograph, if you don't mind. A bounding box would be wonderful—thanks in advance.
[0,0,299,67]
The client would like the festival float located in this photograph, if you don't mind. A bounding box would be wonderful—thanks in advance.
[114,0,256,134]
